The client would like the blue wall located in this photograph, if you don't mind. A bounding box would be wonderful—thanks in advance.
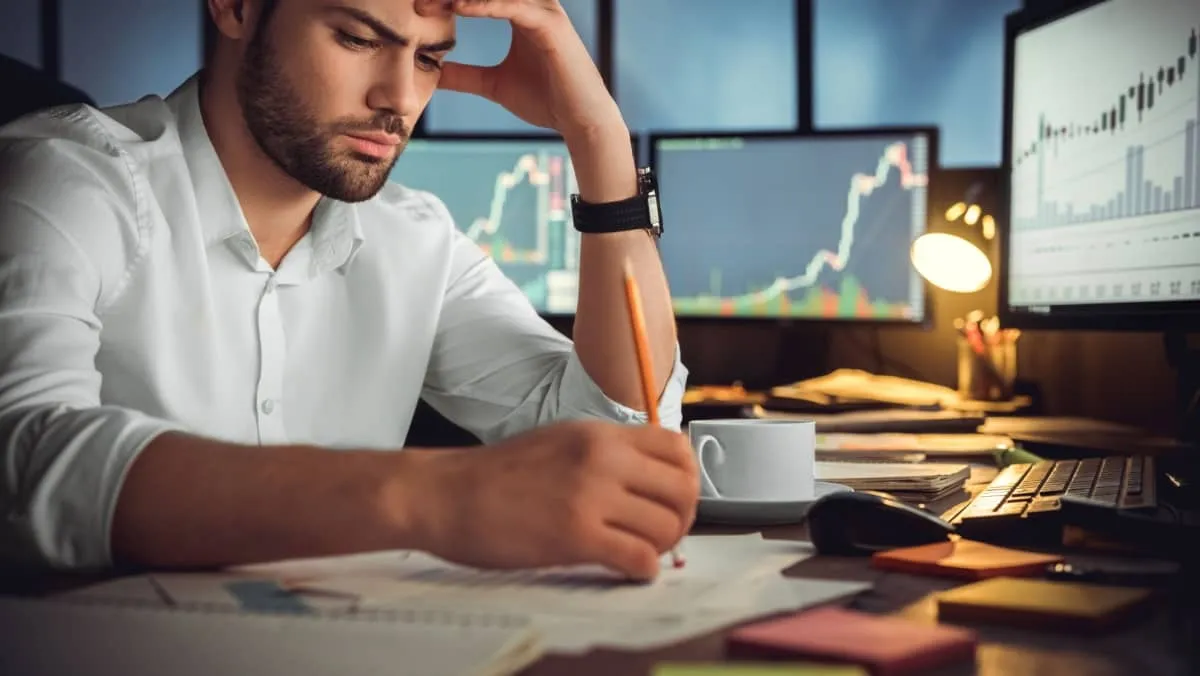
[0,0,41,67]
[6,0,1025,166]
[814,0,1023,166]
[615,0,798,133]
[60,0,203,107]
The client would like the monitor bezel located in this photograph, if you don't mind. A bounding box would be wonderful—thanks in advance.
[996,0,1200,331]
[395,132,638,319]
[648,126,939,328]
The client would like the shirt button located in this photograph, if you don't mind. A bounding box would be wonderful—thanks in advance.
[260,399,275,415]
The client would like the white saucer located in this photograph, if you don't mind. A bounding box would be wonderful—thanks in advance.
[696,481,853,526]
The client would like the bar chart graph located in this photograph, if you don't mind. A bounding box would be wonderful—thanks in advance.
[1007,0,1200,307]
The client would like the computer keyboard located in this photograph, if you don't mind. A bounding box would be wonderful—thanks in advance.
[951,456,1157,543]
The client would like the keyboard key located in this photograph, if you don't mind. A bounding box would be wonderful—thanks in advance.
[1013,461,1052,498]
[1067,459,1100,495]
[1026,497,1061,514]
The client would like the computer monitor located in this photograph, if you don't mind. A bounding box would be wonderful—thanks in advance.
[388,135,585,315]
[651,129,935,324]
[999,0,1200,330]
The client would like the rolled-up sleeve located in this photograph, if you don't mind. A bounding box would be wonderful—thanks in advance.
[0,124,181,570]
[420,203,688,445]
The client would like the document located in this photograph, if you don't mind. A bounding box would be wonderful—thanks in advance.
[56,534,870,656]
[280,534,869,654]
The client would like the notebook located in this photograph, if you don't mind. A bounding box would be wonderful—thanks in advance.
[934,577,1155,632]
[816,433,1013,458]
[815,461,971,501]
[726,605,978,676]
[0,595,543,676]
[871,539,1064,579]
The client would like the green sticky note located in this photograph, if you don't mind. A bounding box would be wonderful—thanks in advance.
[652,663,867,676]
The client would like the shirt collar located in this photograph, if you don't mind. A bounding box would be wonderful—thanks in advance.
[167,75,366,277]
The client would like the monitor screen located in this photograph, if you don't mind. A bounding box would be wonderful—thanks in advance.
[389,137,581,315]
[652,130,933,323]
[1002,0,1200,329]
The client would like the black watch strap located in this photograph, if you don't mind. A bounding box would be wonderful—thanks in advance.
[569,167,663,237]
[570,193,651,233]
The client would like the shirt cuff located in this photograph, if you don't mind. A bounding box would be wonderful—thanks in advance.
[4,405,184,570]
[557,343,689,432]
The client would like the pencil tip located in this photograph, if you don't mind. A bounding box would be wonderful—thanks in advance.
[623,256,635,278]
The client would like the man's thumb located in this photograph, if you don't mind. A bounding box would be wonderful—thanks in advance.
[439,62,496,100]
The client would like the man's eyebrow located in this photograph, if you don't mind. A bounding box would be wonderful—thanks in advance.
[324,5,455,52]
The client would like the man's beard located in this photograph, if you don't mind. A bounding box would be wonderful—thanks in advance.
[235,28,408,203]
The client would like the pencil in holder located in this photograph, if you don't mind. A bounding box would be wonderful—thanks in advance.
[956,329,1019,402]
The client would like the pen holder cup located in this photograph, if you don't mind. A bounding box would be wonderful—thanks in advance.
[957,334,1018,402]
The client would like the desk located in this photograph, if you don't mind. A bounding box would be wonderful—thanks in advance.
[520,522,1195,676]
[1,521,1193,676]
[2,463,1195,676]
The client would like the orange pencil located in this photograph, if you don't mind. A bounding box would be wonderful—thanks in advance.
[621,258,685,569]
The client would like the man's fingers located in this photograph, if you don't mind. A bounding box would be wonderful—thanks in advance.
[623,426,697,473]
[588,524,661,581]
[619,453,698,525]
[413,0,455,18]
[448,0,548,25]
[439,62,496,99]
[603,491,685,554]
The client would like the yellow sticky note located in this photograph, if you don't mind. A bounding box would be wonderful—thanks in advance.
[652,663,868,676]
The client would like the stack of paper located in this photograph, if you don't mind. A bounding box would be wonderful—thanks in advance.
[0,594,543,676]
[816,461,971,501]
[67,534,870,657]
[269,534,869,654]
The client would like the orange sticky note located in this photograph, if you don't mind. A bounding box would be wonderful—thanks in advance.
[871,539,1063,579]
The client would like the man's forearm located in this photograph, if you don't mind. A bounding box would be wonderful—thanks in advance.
[567,125,677,410]
[110,432,439,568]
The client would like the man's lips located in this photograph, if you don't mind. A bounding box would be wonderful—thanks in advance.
[343,131,402,159]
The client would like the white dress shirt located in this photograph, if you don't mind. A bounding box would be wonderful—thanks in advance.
[0,76,687,570]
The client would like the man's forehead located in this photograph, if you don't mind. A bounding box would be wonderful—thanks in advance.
[303,0,456,41]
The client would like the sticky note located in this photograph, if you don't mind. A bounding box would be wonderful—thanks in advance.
[653,663,867,676]
[726,606,977,676]
[872,539,1063,579]
[935,576,1154,632]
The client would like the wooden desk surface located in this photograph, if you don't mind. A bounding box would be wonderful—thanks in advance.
[520,523,1196,676]
[1,479,1194,676]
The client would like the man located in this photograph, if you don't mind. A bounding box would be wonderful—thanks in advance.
[0,0,696,581]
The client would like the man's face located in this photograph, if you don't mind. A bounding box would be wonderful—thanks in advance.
[236,0,455,202]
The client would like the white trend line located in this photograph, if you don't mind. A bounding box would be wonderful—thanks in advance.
[726,141,926,305]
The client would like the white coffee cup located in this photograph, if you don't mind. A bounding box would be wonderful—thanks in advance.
[688,418,816,501]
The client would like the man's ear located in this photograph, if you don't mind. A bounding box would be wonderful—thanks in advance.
[207,0,262,41]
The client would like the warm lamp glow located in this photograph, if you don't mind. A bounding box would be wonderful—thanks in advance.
[982,214,996,240]
[910,233,993,293]
[964,204,982,225]
[945,201,967,221]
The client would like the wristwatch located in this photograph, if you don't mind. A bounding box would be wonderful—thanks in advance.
[569,167,663,239]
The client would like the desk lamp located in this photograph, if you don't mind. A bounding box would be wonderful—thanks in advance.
[910,179,996,294]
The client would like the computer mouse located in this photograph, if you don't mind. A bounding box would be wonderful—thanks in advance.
[804,490,956,556]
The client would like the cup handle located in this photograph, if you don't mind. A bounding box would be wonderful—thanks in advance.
[694,434,724,499]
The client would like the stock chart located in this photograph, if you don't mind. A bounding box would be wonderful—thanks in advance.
[656,134,930,321]
[389,139,581,314]
[1008,0,1200,306]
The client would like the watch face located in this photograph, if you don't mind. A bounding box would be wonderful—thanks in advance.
[648,191,662,234]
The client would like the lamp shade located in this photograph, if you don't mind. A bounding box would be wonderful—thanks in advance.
[910,232,993,293]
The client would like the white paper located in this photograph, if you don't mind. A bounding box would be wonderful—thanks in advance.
[53,533,871,657]
[286,533,869,654]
